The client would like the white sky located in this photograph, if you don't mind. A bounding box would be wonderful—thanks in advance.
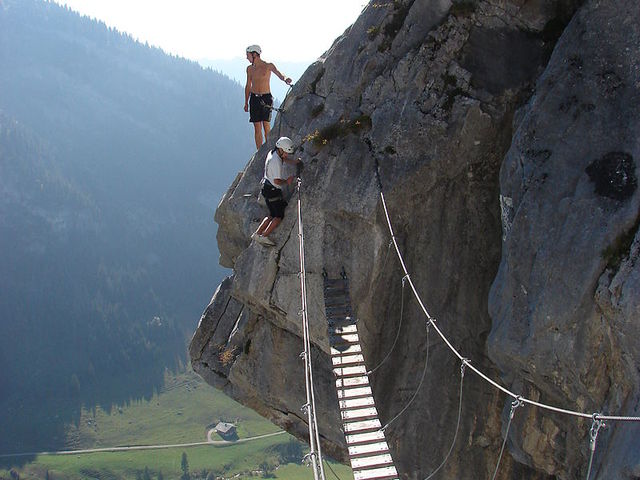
[51,0,367,63]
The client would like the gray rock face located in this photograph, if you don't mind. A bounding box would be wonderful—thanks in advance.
[191,0,640,478]
[488,0,640,477]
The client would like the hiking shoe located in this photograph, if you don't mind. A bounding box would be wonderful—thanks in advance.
[251,232,259,243]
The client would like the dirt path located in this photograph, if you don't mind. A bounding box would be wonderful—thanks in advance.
[0,430,287,458]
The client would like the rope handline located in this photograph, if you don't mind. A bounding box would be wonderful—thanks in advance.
[378,189,640,423]
[380,321,431,431]
[490,396,524,480]
[377,238,394,283]
[424,359,467,480]
[367,237,395,374]
[296,178,327,480]
[368,275,406,375]
[585,415,606,480]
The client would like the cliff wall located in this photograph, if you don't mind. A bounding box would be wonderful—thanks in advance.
[190,0,640,478]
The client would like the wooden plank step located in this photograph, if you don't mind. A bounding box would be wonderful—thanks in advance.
[343,419,382,433]
[349,442,390,457]
[324,275,398,479]
[351,454,394,470]
[326,304,351,312]
[328,318,357,329]
[329,321,358,331]
[332,324,358,335]
[323,294,349,303]
[323,285,347,292]
[324,278,349,287]
[332,344,362,356]
[341,407,379,421]
[332,353,365,366]
[339,392,375,402]
[333,365,368,378]
[331,343,358,353]
[324,298,350,307]
[327,308,353,317]
[345,431,387,446]
[339,396,375,410]
[352,466,398,480]
[336,377,370,389]
[330,333,360,344]
[324,293,349,302]
[327,315,358,325]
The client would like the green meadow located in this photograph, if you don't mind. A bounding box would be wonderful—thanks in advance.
[1,370,353,480]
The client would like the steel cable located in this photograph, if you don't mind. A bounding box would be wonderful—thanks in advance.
[490,397,524,480]
[380,321,431,431]
[377,188,640,424]
[296,178,327,480]
[424,360,467,480]
[368,275,407,375]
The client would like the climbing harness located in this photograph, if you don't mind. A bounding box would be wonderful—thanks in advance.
[260,84,293,138]
[296,178,327,480]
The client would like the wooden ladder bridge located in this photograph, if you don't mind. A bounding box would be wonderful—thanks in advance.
[323,271,399,480]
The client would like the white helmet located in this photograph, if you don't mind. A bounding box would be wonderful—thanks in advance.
[276,137,294,154]
[246,44,262,55]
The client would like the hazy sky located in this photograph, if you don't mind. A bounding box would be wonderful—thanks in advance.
[52,1,367,63]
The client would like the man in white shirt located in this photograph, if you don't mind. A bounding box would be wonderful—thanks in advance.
[252,137,301,246]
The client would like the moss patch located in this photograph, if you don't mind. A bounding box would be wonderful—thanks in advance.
[308,115,372,147]
[367,26,380,40]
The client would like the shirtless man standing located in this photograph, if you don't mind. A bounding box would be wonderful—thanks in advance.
[244,45,292,150]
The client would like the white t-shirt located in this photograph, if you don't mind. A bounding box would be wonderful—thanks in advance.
[263,149,284,189]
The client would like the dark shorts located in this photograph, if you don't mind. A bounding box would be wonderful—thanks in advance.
[262,182,287,219]
[249,93,273,123]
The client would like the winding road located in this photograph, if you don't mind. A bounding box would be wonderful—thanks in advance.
[0,430,287,459]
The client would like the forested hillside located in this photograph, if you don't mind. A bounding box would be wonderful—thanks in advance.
[0,0,253,453]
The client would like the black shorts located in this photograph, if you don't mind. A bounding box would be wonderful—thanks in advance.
[249,93,273,123]
[262,182,287,219]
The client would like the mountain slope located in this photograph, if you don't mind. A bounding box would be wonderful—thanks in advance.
[0,0,253,453]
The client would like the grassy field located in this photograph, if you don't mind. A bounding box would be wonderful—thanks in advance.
[64,369,281,447]
[1,369,354,480]
[3,442,354,480]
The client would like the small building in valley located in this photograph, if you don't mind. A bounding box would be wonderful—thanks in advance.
[214,422,237,440]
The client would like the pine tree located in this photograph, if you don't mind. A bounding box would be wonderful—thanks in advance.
[181,451,190,480]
